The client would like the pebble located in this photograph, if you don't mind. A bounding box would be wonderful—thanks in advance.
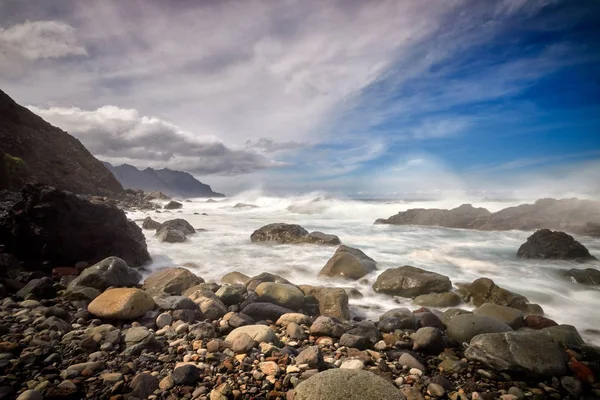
[340,359,364,370]
[16,390,43,400]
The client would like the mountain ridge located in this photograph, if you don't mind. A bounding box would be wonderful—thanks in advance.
[103,162,225,198]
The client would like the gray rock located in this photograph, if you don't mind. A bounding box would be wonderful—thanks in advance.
[295,346,323,368]
[215,284,246,306]
[398,353,425,371]
[305,231,342,245]
[142,217,162,230]
[16,390,43,400]
[465,331,567,377]
[225,325,279,345]
[129,373,159,399]
[287,322,306,340]
[372,266,451,297]
[159,218,195,234]
[245,272,292,292]
[221,271,251,285]
[155,227,186,243]
[156,312,172,328]
[412,327,446,354]
[68,257,141,291]
[560,376,582,398]
[378,308,417,331]
[541,324,584,347]
[310,316,346,338]
[38,316,72,333]
[241,302,294,321]
[319,245,377,280]
[446,314,512,344]
[164,201,183,210]
[339,333,370,350]
[154,295,198,310]
[255,282,304,310]
[456,277,530,311]
[413,292,461,307]
[300,285,350,320]
[440,308,471,326]
[231,332,257,354]
[293,369,405,400]
[228,313,254,328]
[172,364,200,385]
[250,223,309,244]
[473,303,524,329]
[64,286,101,301]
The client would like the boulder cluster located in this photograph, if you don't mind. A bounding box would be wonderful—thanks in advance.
[1,257,599,400]
[142,217,197,243]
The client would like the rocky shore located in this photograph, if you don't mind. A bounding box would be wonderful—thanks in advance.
[1,186,599,400]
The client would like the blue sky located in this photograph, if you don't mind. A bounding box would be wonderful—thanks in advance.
[1,0,599,197]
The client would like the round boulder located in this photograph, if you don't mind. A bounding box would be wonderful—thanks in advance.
[88,288,155,320]
[372,266,452,297]
[255,282,305,310]
[473,303,524,329]
[225,325,279,345]
[319,245,377,280]
[144,267,204,296]
[446,314,513,344]
[517,229,597,261]
[68,257,141,292]
[292,368,405,400]
[250,223,308,243]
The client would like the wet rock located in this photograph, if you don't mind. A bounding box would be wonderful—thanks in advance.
[440,308,472,325]
[565,268,600,285]
[300,285,350,320]
[88,288,155,320]
[241,302,294,321]
[277,313,312,327]
[378,308,417,331]
[292,368,405,400]
[319,245,377,280]
[305,231,342,245]
[446,314,512,344]
[465,331,567,377]
[39,316,72,332]
[155,227,186,243]
[522,315,558,329]
[310,316,346,338]
[255,282,305,309]
[142,217,162,230]
[412,327,446,354]
[456,278,531,311]
[541,324,584,346]
[245,272,292,292]
[164,201,183,210]
[413,292,461,307]
[416,312,444,329]
[372,265,452,297]
[339,333,370,350]
[159,218,195,234]
[172,364,200,385]
[16,277,56,299]
[250,223,309,244]
[473,303,524,329]
[145,267,204,296]
[68,257,141,292]
[154,295,198,310]
[215,284,246,306]
[560,376,582,398]
[221,271,250,285]
[517,229,597,261]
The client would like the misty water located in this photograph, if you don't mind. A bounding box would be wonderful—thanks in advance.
[127,193,600,346]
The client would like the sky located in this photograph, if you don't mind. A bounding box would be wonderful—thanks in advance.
[1,0,599,198]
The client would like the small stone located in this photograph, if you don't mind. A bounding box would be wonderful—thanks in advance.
[260,361,280,376]
[159,375,175,390]
[340,359,364,370]
[156,312,172,328]
[507,387,524,399]
[428,383,445,397]
[172,364,200,385]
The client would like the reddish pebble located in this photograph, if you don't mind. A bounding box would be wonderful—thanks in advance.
[52,267,80,280]
[412,307,431,314]
[569,359,596,383]
[523,315,558,330]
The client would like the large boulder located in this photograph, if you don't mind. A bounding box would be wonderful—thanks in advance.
[456,278,532,311]
[255,282,305,310]
[155,227,186,243]
[372,266,451,297]
[517,229,597,261]
[250,223,309,244]
[300,285,350,320]
[245,272,292,291]
[88,288,155,320]
[158,219,195,235]
[465,331,567,377]
[164,201,182,210]
[565,268,600,285]
[142,217,162,230]
[473,303,524,329]
[0,184,151,268]
[68,257,141,292]
[292,369,405,400]
[446,314,513,343]
[144,267,204,297]
[319,245,377,280]
[305,232,342,245]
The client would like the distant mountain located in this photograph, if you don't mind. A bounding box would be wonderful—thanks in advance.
[103,163,225,198]
[0,89,123,195]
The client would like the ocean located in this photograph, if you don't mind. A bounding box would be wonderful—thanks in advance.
[126,192,600,345]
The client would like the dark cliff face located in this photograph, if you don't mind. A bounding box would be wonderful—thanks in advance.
[0,89,123,195]
[104,162,225,198]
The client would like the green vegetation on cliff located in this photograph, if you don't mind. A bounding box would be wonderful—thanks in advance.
[1,151,28,190]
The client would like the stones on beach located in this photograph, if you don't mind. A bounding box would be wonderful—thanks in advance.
[455,277,537,312]
[413,291,461,307]
[88,288,155,320]
[68,256,142,292]
[144,267,204,296]
[300,285,350,320]
[319,245,377,280]
[473,303,524,329]
[517,229,597,261]
[225,325,279,345]
[250,222,340,245]
[373,265,452,297]
[446,314,513,344]
[255,282,305,310]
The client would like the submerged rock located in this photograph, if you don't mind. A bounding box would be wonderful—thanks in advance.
[456,277,533,312]
[372,266,452,297]
[565,268,600,285]
[142,216,162,230]
[517,229,597,261]
[155,227,186,243]
[319,245,377,280]
[164,200,183,210]
[250,223,340,245]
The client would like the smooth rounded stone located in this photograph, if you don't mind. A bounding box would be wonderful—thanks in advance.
[446,314,513,344]
[101,372,123,383]
[189,294,228,321]
[221,271,251,285]
[507,387,525,399]
[144,267,203,296]
[164,200,183,210]
[172,309,199,323]
[455,277,529,311]
[415,312,444,329]
[427,383,445,397]
[250,223,309,244]
[520,303,544,316]
[412,327,446,354]
[517,229,597,261]
[16,278,56,300]
[244,272,292,291]
[159,218,195,234]
[310,316,346,338]
[227,313,254,328]
[473,303,524,329]
[16,390,43,400]
[172,364,200,385]
[156,312,173,328]
[560,376,582,398]
[225,325,279,345]
[293,368,405,400]
[44,306,71,322]
[319,245,377,280]
[523,315,558,330]
[231,332,257,354]
[287,322,306,340]
[565,267,600,285]
[255,282,305,310]
[465,331,567,377]
[295,346,323,368]
[88,288,155,320]
[129,372,159,399]
[175,322,189,334]
[260,361,280,376]
[378,308,417,331]
[154,295,198,311]
[340,359,364,370]
[372,265,451,297]
[440,308,471,325]
[241,302,294,321]
[159,375,175,390]
[398,353,425,371]
[300,286,350,320]
[540,324,584,346]
[68,257,141,292]
[215,284,246,306]
[339,333,370,350]
[305,231,342,245]
[276,313,312,326]
[61,361,105,379]
[413,292,461,307]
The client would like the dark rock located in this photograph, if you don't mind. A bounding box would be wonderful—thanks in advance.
[158,218,195,235]
[346,322,381,344]
[295,346,323,368]
[517,229,596,261]
[245,272,292,291]
[412,327,446,354]
[456,277,531,311]
[164,201,183,210]
[413,292,461,307]
[415,312,444,329]
[216,284,246,306]
[310,316,346,338]
[241,302,294,321]
[142,217,162,230]
[305,231,342,245]
[473,303,524,329]
[0,184,150,268]
[250,223,308,243]
[129,373,159,399]
[154,295,198,310]
[319,245,377,280]
[541,324,584,347]
[172,364,201,385]
[523,315,558,329]
[68,257,141,291]
[339,333,370,350]
[16,277,56,299]
[155,227,186,243]
[44,306,71,321]
[565,268,600,285]
[446,314,513,344]
[372,265,452,297]
[228,313,255,328]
